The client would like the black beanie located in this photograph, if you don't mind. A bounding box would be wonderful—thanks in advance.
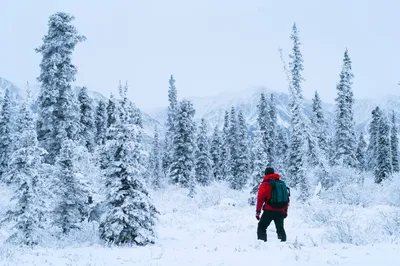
[265,167,274,175]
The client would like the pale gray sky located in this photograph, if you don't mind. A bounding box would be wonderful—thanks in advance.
[1,0,400,110]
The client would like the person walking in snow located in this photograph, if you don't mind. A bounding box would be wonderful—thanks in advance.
[256,167,289,242]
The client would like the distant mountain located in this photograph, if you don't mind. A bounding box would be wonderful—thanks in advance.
[148,86,400,137]
[0,77,162,146]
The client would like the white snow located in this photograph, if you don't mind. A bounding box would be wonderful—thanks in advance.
[1,180,400,265]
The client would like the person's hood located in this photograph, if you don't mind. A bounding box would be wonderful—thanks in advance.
[262,173,280,181]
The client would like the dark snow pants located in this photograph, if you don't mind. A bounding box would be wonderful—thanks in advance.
[257,210,286,242]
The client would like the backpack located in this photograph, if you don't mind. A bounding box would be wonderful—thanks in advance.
[266,179,290,208]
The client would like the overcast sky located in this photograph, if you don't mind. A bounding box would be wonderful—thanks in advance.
[1,0,399,110]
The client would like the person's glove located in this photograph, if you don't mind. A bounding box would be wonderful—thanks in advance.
[256,212,260,221]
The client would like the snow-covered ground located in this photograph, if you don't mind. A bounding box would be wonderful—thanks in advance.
[1,181,400,265]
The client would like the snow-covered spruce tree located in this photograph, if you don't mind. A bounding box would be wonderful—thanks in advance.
[266,94,277,167]
[334,49,357,168]
[99,85,157,246]
[195,118,212,185]
[367,107,381,171]
[220,110,231,181]
[311,91,328,154]
[276,126,289,175]
[148,126,163,188]
[169,100,196,188]
[391,111,399,172]
[53,139,88,234]
[355,131,367,173]
[95,99,107,146]
[163,75,178,176]
[227,107,239,189]
[1,91,47,245]
[36,12,85,164]
[78,86,95,152]
[248,128,268,205]
[107,93,117,129]
[257,93,268,149]
[286,23,309,199]
[210,126,223,181]
[375,113,392,183]
[232,110,250,190]
[0,88,14,182]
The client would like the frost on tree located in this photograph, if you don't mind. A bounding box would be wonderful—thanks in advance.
[53,139,88,234]
[148,126,163,189]
[0,88,14,182]
[311,91,328,155]
[334,49,357,168]
[169,100,196,188]
[107,93,117,129]
[286,23,308,200]
[355,132,367,173]
[195,118,212,186]
[36,12,85,164]
[210,126,223,181]
[257,93,268,149]
[78,87,95,152]
[375,110,392,183]
[391,111,399,172]
[1,92,47,245]
[163,75,178,175]
[99,84,157,245]
[232,110,250,190]
[95,99,107,146]
[367,107,381,171]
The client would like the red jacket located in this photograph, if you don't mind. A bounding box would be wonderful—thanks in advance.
[256,173,289,214]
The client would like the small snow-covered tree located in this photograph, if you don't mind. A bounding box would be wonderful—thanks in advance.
[163,75,178,175]
[195,118,212,185]
[1,90,47,245]
[148,126,163,188]
[95,99,107,146]
[391,111,399,172]
[375,112,392,183]
[106,93,117,129]
[53,139,87,234]
[355,131,367,173]
[311,91,328,154]
[232,110,250,190]
[78,87,95,152]
[210,126,223,181]
[257,93,268,149]
[248,128,268,205]
[99,84,157,245]
[367,107,381,171]
[275,126,289,176]
[0,88,13,181]
[220,111,231,181]
[266,94,277,167]
[334,49,357,168]
[169,100,196,188]
[36,12,85,164]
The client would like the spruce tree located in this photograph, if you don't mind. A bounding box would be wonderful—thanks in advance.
[99,84,157,245]
[375,113,392,183]
[248,128,268,205]
[148,126,163,189]
[169,100,196,188]
[220,111,231,181]
[233,110,250,190]
[95,99,107,146]
[107,93,117,129]
[0,88,13,181]
[1,91,46,245]
[163,75,178,175]
[276,126,289,175]
[355,131,367,173]
[286,23,308,200]
[391,111,399,172]
[266,94,277,167]
[334,49,357,168]
[195,118,212,185]
[210,126,223,181]
[36,12,85,164]
[78,87,95,152]
[257,93,268,149]
[228,107,239,188]
[53,139,87,234]
[367,107,381,171]
[311,91,328,153]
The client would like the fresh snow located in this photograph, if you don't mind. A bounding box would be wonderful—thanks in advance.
[1,182,399,265]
